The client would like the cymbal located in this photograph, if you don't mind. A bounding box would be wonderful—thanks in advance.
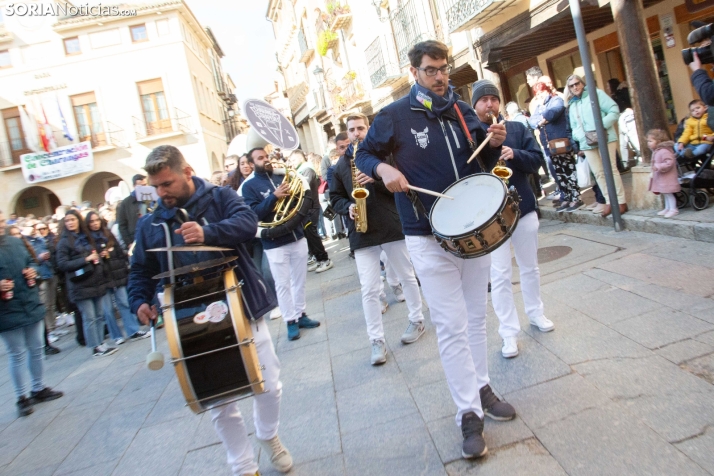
[152,256,238,279]
[147,245,233,252]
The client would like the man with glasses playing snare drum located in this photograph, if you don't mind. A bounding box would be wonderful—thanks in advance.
[356,40,516,460]
[129,145,293,476]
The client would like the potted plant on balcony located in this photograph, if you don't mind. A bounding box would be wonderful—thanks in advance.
[317,30,338,56]
[327,1,351,30]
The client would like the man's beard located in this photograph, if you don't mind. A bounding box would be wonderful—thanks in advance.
[163,181,191,208]
[255,163,272,175]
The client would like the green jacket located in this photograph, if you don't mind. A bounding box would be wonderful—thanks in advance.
[568,86,620,150]
[0,236,44,333]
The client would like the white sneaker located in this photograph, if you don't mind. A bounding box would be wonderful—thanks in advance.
[307,261,318,272]
[529,315,555,332]
[47,334,59,344]
[392,284,406,302]
[115,338,126,346]
[269,307,282,320]
[257,435,293,473]
[371,339,387,365]
[502,336,519,358]
[315,259,333,273]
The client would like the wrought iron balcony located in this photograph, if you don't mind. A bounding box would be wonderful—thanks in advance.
[133,107,194,140]
[390,0,437,67]
[298,29,314,63]
[365,36,403,89]
[440,0,519,33]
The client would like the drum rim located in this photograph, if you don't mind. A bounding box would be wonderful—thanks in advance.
[429,173,508,239]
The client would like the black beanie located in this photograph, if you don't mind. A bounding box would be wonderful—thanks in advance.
[471,80,500,105]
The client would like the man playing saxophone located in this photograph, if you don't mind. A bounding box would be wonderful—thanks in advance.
[329,113,426,365]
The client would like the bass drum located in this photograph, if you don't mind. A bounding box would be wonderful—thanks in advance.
[163,268,265,413]
[430,173,520,258]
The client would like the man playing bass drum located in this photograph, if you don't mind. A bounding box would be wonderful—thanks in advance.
[355,40,516,459]
[330,113,426,366]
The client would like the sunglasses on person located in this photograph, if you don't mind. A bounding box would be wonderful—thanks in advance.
[568,81,582,89]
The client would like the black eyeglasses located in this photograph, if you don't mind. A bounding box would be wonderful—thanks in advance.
[568,81,582,89]
[417,65,452,76]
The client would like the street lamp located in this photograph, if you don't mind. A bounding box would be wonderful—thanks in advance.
[313,66,324,85]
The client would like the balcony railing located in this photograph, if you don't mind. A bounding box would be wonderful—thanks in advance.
[365,36,403,89]
[133,107,194,140]
[330,75,369,114]
[390,0,436,67]
[298,29,314,63]
[440,0,518,33]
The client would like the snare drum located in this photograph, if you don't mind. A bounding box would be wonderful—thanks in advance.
[430,173,520,258]
[162,268,265,413]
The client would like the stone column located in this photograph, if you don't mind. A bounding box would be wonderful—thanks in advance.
[610,0,670,165]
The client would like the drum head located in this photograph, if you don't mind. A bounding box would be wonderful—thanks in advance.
[431,174,506,237]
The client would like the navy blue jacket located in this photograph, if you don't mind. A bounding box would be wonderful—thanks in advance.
[692,69,714,107]
[355,86,501,235]
[496,119,543,216]
[529,95,573,157]
[128,177,276,321]
[241,171,304,250]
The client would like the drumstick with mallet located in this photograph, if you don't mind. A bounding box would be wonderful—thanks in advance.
[407,185,454,200]
[146,309,164,371]
[467,113,498,164]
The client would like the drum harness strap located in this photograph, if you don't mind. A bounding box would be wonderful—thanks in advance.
[453,104,488,174]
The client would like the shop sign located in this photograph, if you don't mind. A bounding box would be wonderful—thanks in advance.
[686,0,714,13]
[661,13,676,48]
[20,142,94,184]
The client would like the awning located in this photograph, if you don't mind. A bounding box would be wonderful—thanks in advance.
[476,0,665,72]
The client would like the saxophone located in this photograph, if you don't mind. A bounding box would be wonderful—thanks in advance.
[351,141,369,233]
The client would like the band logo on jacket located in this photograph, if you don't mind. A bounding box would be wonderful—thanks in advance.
[411,127,430,149]
[260,189,271,199]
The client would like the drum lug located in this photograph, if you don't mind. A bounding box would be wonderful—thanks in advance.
[474,232,489,251]
[496,214,508,233]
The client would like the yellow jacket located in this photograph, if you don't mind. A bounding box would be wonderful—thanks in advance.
[679,114,713,145]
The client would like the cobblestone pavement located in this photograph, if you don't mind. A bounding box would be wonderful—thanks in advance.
[1,219,713,475]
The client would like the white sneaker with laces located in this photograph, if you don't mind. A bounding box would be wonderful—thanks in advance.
[257,435,293,473]
[529,315,555,332]
[307,261,318,272]
[501,336,519,358]
[269,307,282,320]
[391,284,406,302]
[401,321,425,344]
[315,259,333,273]
[371,339,387,365]
[115,338,126,345]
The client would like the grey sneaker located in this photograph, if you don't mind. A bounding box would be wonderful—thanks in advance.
[315,259,333,273]
[371,339,387,365]
[392,284,406,302]
[479,384,516,421]
[401,321,425,344]
[257,435,293,472]
[461,412,487,458]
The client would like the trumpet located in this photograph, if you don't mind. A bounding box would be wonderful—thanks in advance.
[487,112,513,183]
[351,141,369,233]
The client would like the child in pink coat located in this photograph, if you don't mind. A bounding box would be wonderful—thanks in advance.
[647,129,681,218]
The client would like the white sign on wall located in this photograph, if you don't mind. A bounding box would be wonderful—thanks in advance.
[20,141,94,184]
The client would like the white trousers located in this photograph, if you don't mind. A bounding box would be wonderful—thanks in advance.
[405,235,490,423]
[211,318,282,476]
[265,238,308,323]
[490,212,544,339]
[381,250,400,287]
[354,240,424,342]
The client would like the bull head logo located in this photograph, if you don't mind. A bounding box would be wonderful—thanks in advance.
[411,127,430,149]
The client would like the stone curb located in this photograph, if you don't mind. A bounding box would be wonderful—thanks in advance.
[540,206,714,243]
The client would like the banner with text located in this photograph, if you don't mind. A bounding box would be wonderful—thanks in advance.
[20,142,93,184]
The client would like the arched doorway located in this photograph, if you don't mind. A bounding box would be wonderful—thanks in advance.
[210,152,220,174]
[14,186,61,218]
[81,172,123,208]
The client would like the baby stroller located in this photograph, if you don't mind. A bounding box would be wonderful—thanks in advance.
[675,144,714,210]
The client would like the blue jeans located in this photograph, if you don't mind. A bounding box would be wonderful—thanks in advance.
[103,287,141,339]
[1,320,45,400]
[76,294,110,349]
[678,143,710,157]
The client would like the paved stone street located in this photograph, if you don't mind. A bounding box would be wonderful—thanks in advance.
[1,219,714,476]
